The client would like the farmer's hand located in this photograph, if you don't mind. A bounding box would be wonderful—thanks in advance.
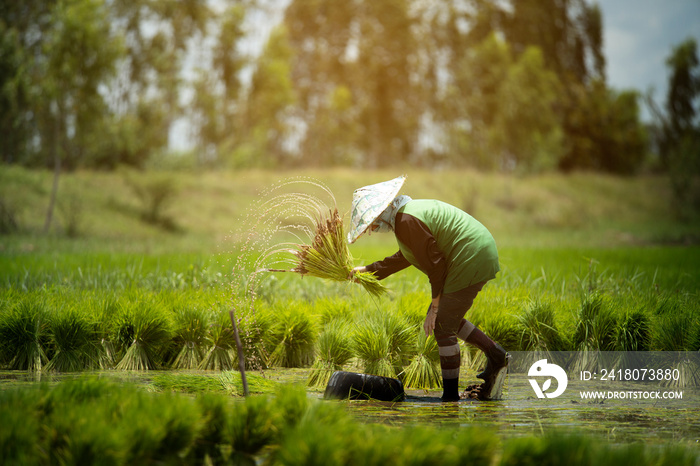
[348,266,367,282]
[423,298,440,337]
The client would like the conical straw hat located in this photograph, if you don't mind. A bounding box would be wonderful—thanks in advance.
[347,175,406,244]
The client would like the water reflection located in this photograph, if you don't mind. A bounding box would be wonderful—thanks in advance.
[339,374,700,444]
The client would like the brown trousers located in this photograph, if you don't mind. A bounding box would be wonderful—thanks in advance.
[433,281,486,380]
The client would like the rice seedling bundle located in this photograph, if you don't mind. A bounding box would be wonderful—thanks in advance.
[113,300,172,371]
[353,311,414,378]
[235,306,274,370]
[198,313,237,371]
[0,299,48,371]
[268,304,317,368]
[652,296,697,351]
[573,293,617,352]
[227,394,278,456]
[293,208,386,297]
[402,332,441,389]
[307,321,354,388]
[170,306,209,370]
[45,309,103,372]
[616,308,651,351]
[515,299,566,353]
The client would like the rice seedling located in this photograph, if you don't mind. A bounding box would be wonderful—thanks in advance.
[399,426,498,466]
[45,307,103,372]
[0,298,49,371]
[571,293,618,373]
[269,400,354,466]
[314,297,353,326]
[148,373,225,394]
[0,389,41,465]
[199,311,238,371]
[463,310,520,373]
[119,392,202,464]
[4,373,700,465]
[515,299,566,353]
[226,394,278,458]
[691,320,700,352]
[572,293,617,351]
[654,312,694,352]
[43,397,126,465]
[169,305,210,369]
[188,394,230,464]
[615,308,652,351]
[307,321,355,388]
[660,355,700,389]
[291,208,386,297]
[113,298,172,371]
[218,370,279,396]
[353,319,395,377]
[401,331,441,389]
[396,292,431,328]
[652,296,697,351]
[268,303,317,368]
[272,384,311,430]
[499,433,595,466]
[353,310,414,378]
[478,311,521,351]
[92,293,121,368]
[237,307,275,370]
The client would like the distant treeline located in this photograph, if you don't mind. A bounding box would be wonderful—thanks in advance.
[1,0,698,175]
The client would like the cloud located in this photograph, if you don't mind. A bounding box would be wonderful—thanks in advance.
[601,0,700,109]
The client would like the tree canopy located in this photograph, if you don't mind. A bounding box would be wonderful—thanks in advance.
[0,0,692,174]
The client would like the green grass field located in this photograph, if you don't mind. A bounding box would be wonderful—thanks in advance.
[1,167,699,462]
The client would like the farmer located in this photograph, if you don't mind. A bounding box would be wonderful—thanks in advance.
[348,175,508,401]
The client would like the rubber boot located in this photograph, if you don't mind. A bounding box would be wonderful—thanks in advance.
[476,342,507,381]
[441,378,460,402]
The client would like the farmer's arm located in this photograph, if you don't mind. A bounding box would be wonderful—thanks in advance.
[360,250,411,279]
[394,213,448,300]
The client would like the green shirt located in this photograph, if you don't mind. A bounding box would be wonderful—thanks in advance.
[396,200,499,294]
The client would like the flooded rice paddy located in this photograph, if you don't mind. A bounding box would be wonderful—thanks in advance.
[350,376,699,445]
[342,352,700,445]
[3,363,697,446]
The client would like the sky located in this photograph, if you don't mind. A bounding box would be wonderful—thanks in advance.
[598,0,700,119]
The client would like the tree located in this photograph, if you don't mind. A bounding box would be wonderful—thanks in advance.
[189,4,247,166]
[0,23,31,164]
[283,0,423,167]
[0,0,58,165]
[444,33,512,169]
[495,46,565,172]
[500,0,646,173]
[105,0,210,168]
[503,0,603,84]
[237,25,296,167]
[38,0,123,231]
[650,38,700,217]
[441,34,564,171]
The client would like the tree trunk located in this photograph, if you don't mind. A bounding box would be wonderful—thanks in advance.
[43,114,60,234]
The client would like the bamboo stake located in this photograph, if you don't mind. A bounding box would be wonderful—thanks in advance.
[228,309,249,396]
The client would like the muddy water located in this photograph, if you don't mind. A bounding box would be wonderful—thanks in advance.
[337,352,700,445]
[341,376,700,444]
